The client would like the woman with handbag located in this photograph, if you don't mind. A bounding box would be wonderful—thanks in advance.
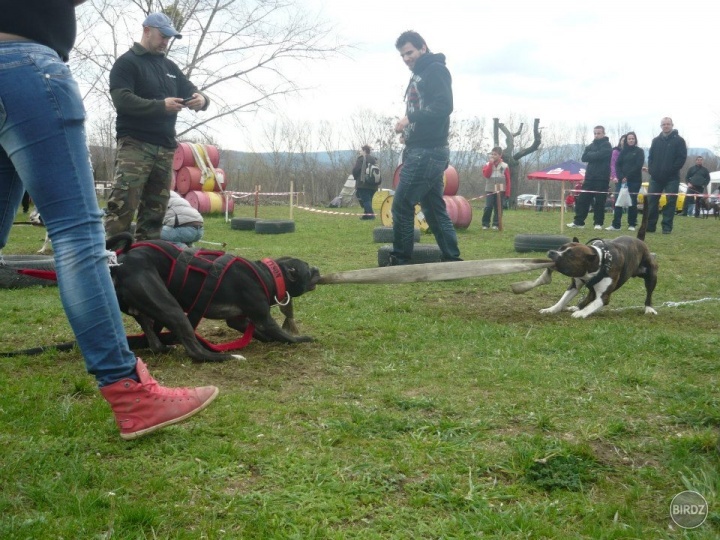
[607,132,645,231]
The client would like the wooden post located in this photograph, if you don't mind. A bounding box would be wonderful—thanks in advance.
[289,180,294,219]
[560,182,566,232]
[254,185,260,218]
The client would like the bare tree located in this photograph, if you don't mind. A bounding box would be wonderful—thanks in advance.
[448,116,488,197]
[493,117,542,204]
[74,0,347,143]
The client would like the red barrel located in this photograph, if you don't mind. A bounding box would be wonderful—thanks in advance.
[172,142,221,170]
[443,195,472,228]
[443,165,459,196]
[393,163,460,196]
[175,167,225,194]
[184,191,234,215]
[174,166,201,195]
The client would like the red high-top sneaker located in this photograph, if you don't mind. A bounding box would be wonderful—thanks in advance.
[100,358,219,440]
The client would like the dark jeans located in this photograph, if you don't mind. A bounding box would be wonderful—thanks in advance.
[391,146,460,263]
[482,192,504,227]
[611,181,640,228]
[647,178,679,233]
[356,187,375,218]
[573,179,609,226]
[682,185,703,217]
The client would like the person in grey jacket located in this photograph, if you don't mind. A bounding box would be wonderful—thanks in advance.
[568,126,612,230]
[161,191,204,246]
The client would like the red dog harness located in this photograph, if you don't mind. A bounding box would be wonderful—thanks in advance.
[130,242,288,352]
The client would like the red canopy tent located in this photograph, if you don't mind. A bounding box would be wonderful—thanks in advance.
[527,160,586,231]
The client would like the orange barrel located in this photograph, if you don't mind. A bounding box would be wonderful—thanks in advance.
[392,163,460,196]
[184,191,234,215]
[443,195,472,229]
[172,142,221,170]
[174,166,201,195]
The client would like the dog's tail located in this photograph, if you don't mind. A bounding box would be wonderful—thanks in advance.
[636,197,649,242]
[106,232,134,254]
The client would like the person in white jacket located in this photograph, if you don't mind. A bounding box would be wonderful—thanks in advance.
[161,191,204,246]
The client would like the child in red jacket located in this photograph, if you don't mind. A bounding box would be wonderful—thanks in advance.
[481,147,511,229]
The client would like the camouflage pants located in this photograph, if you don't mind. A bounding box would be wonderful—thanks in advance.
[104,136,174,240]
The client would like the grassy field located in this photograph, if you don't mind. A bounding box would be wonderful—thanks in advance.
[1,202,719,539]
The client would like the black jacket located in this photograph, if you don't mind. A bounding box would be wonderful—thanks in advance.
[402,52,453,148]
[648,129,687,182]
[581,137,612,182]
[0,0,76,61]
[352,154,379,190]
[615,145,645,184]
[109,43,209,148]
[685,164,710,189]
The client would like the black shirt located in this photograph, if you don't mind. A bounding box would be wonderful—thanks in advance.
[0,0,77,61]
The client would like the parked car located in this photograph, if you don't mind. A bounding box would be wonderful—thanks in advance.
[516,194,537,207]
[637,182,686,213]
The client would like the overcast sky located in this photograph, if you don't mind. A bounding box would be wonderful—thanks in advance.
[229,0,718,153]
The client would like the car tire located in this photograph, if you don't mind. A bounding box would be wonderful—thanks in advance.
[513,234,571,253]
[377,243,442,267]
[230,217,258,231]
[255,219,296,234]
[0,265,57,289]
[372,226,420,243]
[0,254,56,271]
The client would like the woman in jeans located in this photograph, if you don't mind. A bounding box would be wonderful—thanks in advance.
[0,0,217,439]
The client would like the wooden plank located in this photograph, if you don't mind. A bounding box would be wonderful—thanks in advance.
[318,258,554,285]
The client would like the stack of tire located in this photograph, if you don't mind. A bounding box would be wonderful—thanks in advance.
[375,164,469,266]
[172,142,234,215]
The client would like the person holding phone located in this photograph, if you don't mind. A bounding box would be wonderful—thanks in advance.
[0,1,218,439]
[103,13,210,241]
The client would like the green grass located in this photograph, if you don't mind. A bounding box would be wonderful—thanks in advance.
[1,203,719,538]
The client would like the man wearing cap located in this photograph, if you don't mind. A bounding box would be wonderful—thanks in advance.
[104,13,210,240]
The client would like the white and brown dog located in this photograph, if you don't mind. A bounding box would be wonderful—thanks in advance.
[538,235,657,318]
[512,207,657,318]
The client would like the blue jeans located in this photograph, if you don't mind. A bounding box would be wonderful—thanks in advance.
[391,146,460,263]
[161,225,204,246]
[356,187,376,218]
[647,178,679,232]
[0,42,136,387]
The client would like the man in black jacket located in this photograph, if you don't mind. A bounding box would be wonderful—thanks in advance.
[390,30,461,265]
[682,156,711,217]
[103,13,210,241]
[647,117,687,234]
[568,126,612,230]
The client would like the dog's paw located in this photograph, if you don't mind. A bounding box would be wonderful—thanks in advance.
[571,310,588,319]
[231,354,246,360]
[539,308,556,315]
[294,335,314,343]
[566,306,579,312]
[644,307,658,315]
